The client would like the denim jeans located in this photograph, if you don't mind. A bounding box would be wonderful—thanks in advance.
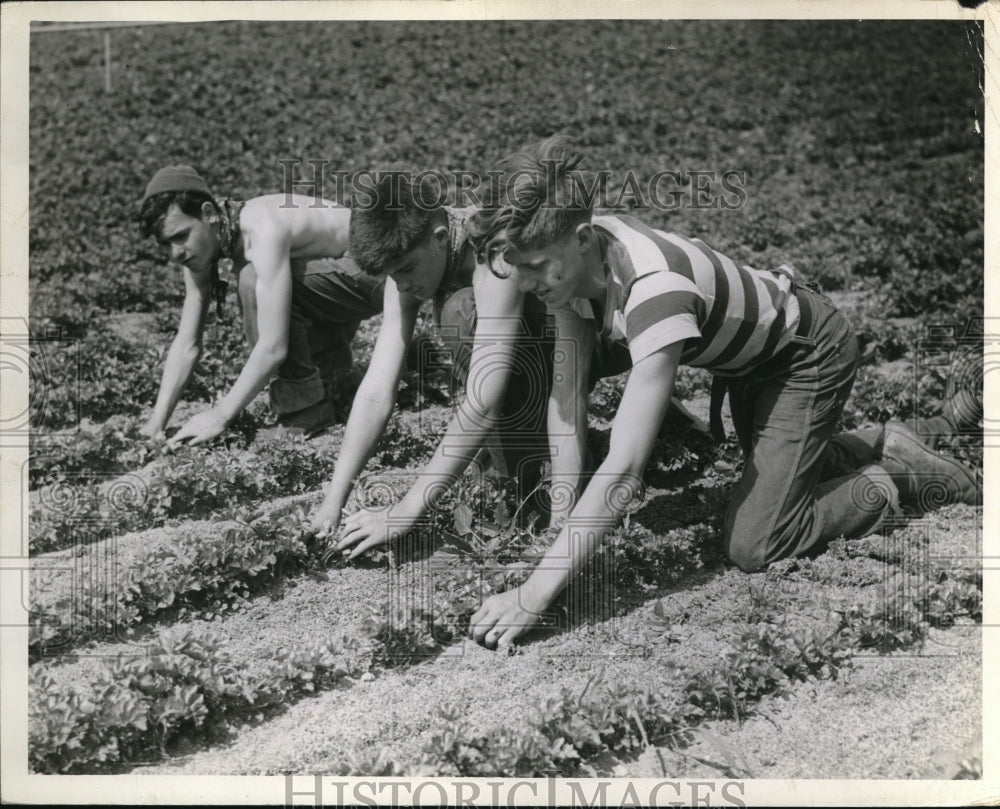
[723,288,889,572]
[237,257,385,415]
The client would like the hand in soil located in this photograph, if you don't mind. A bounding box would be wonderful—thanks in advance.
[336,504,415,559]
[308,498,344,542]
[168,406,230,448]
[470,585,546,650]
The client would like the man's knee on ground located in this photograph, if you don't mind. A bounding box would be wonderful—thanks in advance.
[723,518,769,573]
[725,541,768,573]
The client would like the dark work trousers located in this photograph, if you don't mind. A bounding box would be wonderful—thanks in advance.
[723,287,892,572]
[237,257,384,416]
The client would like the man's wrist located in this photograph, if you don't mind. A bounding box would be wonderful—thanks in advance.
[396,490,429,521]
[320,488,347,518]
[522,568,564,612]
[214,397,241,423]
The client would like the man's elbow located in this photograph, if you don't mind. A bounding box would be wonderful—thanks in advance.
[258,342,288,370]
[478,392,508,424]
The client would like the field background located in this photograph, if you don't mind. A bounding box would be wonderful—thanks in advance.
[26,20,984,779]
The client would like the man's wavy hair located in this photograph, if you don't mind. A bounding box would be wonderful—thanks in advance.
[349,172,444,277]
[138,190,217,241]
[468,135,595,278]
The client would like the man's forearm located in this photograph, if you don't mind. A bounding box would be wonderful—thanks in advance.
[547,391,589,520]
[150,342,202,429]
[322,388,397,514]
[548,434,587,521]
[216,344,285,422]
[522,456,641,607]
[397,397,498,514]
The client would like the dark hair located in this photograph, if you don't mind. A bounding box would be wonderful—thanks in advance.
[348,173,443,276]
[138,190,217,240]
[467,134,595,278]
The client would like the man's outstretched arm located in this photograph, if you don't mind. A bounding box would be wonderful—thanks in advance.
[169,211,294,446]
[469,342,682,648]
[546,308,596,523]
[310,278,421,537]
[335,268,525,558]
[141,264,210,437]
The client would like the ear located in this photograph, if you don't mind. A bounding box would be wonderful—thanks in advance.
[574,222,595,253]
[201,201,218,222]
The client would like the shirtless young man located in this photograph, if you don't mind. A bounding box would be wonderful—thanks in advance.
[137,166,384,444]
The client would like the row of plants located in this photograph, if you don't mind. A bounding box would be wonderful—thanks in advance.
[29,313,249,432]
[25,468,731,773]
[29,602,437,775]
[30,436,328,555]
[330,475,982,778]
[25,469,572,658]
[28,441,324,555]
[342,559,982,778]
[29,414,460,655]
[28,457,982,777]
[32,533,980,778]
[30,404,446,557]
[28,410,264,490]
[30,416,162,489]
[29,503,319,659]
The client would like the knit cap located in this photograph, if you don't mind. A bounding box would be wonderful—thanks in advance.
[142,165,212,205]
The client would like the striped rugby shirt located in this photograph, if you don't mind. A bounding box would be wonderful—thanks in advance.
[559,214,802,377]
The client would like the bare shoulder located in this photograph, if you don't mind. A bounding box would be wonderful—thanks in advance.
[241,194,352,257]
[242,194,346,225]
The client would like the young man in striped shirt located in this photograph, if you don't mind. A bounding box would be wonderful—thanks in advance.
[466,136,980,649]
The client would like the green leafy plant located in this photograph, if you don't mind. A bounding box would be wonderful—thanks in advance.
[29,434,334,555]
[30,603,419,774]
[30,506,316,658]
